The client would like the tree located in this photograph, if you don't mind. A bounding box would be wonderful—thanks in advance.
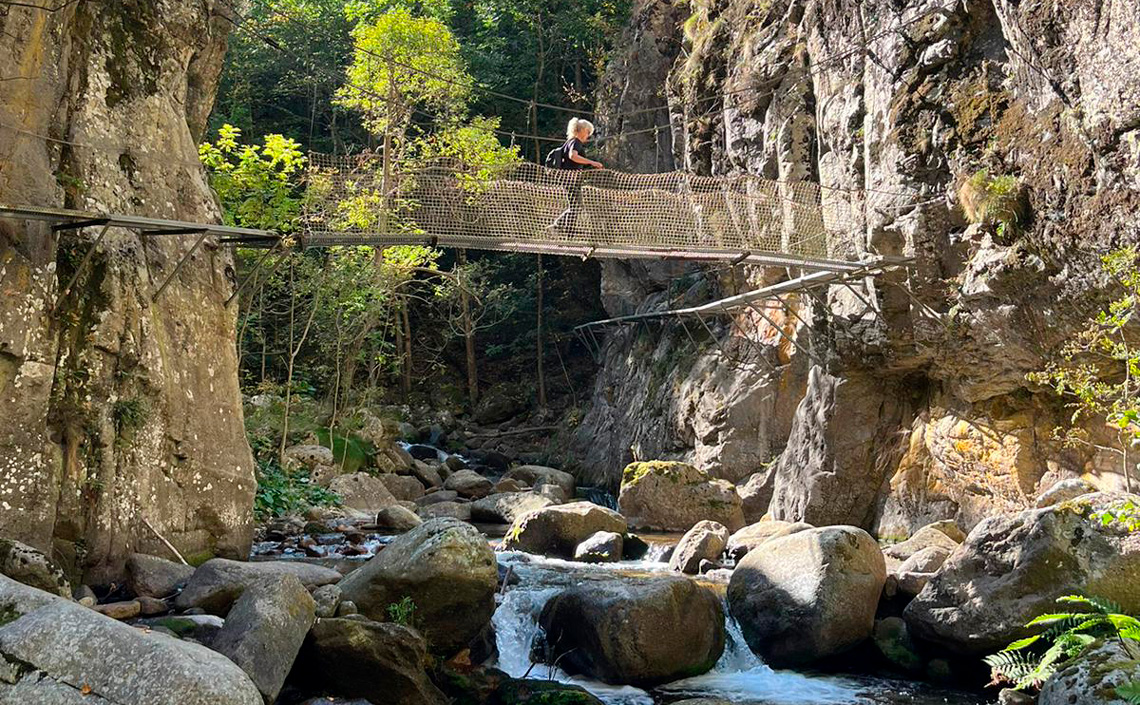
[199,124,306,231]
[1030,247,1140,492]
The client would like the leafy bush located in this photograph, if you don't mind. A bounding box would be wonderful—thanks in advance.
[254,459,340,520]
[314,427,375,474]
[386,596,417,626]
[985,595,1140,692]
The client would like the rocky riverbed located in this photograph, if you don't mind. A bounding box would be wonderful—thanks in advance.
[2,441,1136,704]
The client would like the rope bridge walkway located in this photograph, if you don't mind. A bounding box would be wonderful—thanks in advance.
[303,154,866,272]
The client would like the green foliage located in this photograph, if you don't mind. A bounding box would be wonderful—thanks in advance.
[959,169,1025,234]
[200,124,306,231]
[386,595,417,625]
[339,7,472,134]
[254,459,341,519]
[314,427,376,473]
[1029,247,1140,490]
[111,398,148,436]
[1091,498,1140,532]
[1118,680,1140,704]
[985,595,1140,691]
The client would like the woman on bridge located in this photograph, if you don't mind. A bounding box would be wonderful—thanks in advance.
[549,118,603,233]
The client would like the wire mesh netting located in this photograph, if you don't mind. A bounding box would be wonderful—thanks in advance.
[303,153,854,262]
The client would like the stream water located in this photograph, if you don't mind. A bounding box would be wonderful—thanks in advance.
[492,551,986,705]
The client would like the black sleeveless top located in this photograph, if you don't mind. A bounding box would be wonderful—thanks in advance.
[560,138,588,170]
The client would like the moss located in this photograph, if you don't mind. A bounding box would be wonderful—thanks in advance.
[621,460,701,488]
[0,606,21,628]
[184,550,214,567]
[102,1,164,108]
[958,169,1027,235]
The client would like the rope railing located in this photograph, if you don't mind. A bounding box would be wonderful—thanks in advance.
[303,154,858,267]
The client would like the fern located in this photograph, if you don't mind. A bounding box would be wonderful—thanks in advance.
[986,594,1140,691]
[1117,680,1140,704]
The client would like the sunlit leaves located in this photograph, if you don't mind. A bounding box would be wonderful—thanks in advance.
[199,124,306,232]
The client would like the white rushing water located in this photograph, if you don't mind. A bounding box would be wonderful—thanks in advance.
[491,554,870,705]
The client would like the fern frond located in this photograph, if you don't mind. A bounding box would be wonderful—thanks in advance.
[1003,635,1042,652]
[1057,595,1124,614]
[1117,680,1140,705]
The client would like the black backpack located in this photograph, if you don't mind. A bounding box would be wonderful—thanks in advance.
[543,143,565,169]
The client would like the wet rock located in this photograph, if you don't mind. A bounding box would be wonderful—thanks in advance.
[737,472,774,523]
[411,461,445,488]
[538,576,725,686]
[726,521,812,561]
[573,531,624,563]
[998,689,1036,705]
[127,553,195,598]
[0,575,261,704]
[470,492,556,524]
[212,575,316,704]
[174,559,341,616]
[375,505,424,532]
[494,678,604,705]
[312,584,342,618]
[297,617,447,705]
[444,455,467,473]
[0,538,70,597]
[905,492,1140,656]
[873,617,923,673]
[444,470,495,499]
[375,443,416,474]
[94,600,141,620]
[377,474,426,501]
[328,473,400,512]
[407,444,442,461]
[1038,639,1140,705]
[618,461,745,532]
[335,600,358,616]
[418,501,472,522]
[499,502,627,558]
[503,466,576,498]
[621,534,650,560]
[669,520,729,574]
[337,518,497,654]
[1035,478,1097,508]
[728,526,886,667]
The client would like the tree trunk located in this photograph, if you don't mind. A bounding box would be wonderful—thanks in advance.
[536,254,546,408]
[458,249,478,407]
[401,295,413,399]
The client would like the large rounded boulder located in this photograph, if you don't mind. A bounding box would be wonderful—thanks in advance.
[538,576,725,686]
[904,492,1140,656]
[618,461,745,532]
[727,526,886,667]
[499,502,626,558]
[503,465,576,497]
[337,518,497,655]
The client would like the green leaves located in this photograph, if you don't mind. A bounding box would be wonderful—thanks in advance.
[254,459,341,520]
[1117,680,1140,704]
[200,124,306,232]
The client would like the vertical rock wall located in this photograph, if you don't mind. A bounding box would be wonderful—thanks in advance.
[579,0,1140,534]
[0,0,253,584]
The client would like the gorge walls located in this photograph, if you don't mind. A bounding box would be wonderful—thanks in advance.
[0,0,253,584]
[577,0,1140,536]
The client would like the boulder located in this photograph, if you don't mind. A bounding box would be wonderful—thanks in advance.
[727,526,886,666]
[618,461,745,532]
[94,600,141,620]
[375,443,416,474]
[312,584,341,618]
[297,617,447,705]
[411,461,444,489]
[872,617,923,673]
[0,538,70,597]
[882,523,962,571]
[375,505,424,532]
[337,518,497,654]
[499,502,627,558]
[737,472,774,523]
[418,501,472,522]
[535,483,569,504]
[174,559,341,616]
[494,478,525,493]
[470,492,556,524]
[416,490,459,506]
[282,444,334,470]
[669,521,729,574]
[126,553,194,598]
[377,474,425,501]
[725,521,811,561]
[1035,478,1097,508]
[898,545,951,574]
[537,576,724,686]
[503,466,576,497]
[494,678,604,705]
[904,492,1140,656]
[1038,640,1140,705]
[212,575,316,703]
[573,531,624,563]
[0,575,261,704]
[328,473,400,512]
[443,470,494,499]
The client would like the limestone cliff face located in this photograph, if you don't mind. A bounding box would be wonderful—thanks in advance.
[578,0,1140,535]
[0,0,253,584]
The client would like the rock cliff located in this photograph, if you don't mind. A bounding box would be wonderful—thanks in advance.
[0,0,253,584]
[577,0,1140,536]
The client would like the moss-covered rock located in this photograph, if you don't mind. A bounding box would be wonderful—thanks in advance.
[618,461,744,532]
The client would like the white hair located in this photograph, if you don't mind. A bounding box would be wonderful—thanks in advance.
[566,118,595,140]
